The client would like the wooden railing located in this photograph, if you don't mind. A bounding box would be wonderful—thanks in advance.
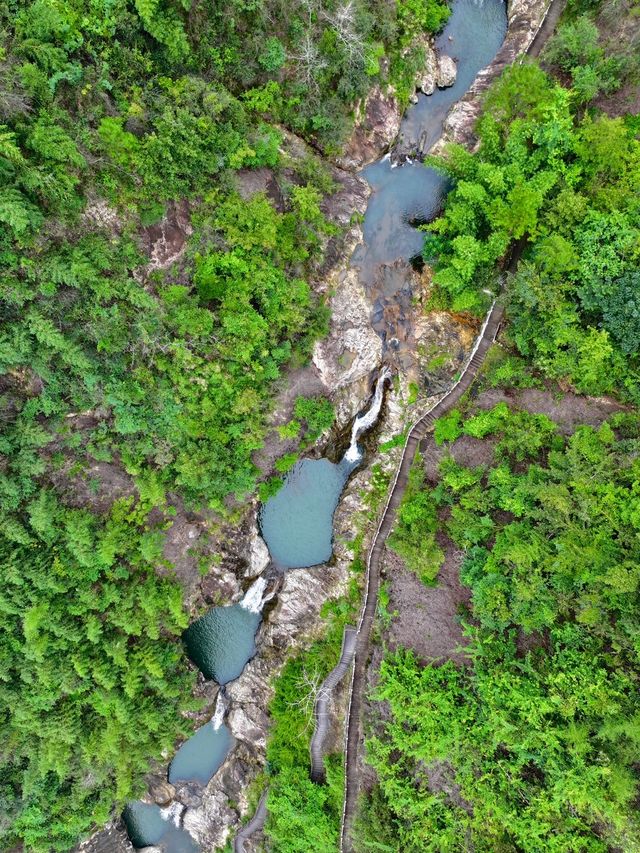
[339,300,504,852]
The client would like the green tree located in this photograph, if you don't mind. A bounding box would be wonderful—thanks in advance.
[359,416,640,852]
[600,271,640,356]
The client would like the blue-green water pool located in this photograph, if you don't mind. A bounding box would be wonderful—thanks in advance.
[183,603,262,684]
[123,802,199,852]
[259,457,358,569]
[356,0,507,273]
[169,719,234,786]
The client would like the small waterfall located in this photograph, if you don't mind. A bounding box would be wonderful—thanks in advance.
[159,801,183,827]
[211,692,227,731]
[344,367,391,463]
[240,575,268,614]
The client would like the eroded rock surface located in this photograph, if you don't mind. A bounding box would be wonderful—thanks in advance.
[140,199,193,272]
[150,781,176,807]
[82,196,122,233]
[436,0,552,151]
[313,257,383,399]
[234,166,285,212]
[337,86,402,170]
[78,823,134,853]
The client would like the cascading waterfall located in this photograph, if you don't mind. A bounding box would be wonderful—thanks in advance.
[119,0,510,845]
[344,366,392,463]
[239,575,268,615]
[159,801,184,828]
[260,365,392,568]
[211,691,227,731]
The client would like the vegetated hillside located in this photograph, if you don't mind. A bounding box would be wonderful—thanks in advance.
[553,0,640,117]
[360,399,640,851]
[358,1,640,849]
[424,19,639,401]
[0,0,452,850]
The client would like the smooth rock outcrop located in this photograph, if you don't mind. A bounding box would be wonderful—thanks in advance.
[313,270,383,393]
[436,54,457,88]
[183,786,238,849]
[321,167,369,228]
[337,86,402,169]
[417,43,438,95]
[247,532,270,578]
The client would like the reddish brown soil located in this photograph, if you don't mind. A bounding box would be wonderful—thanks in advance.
[384,541,471,665]
[381,386,624,665]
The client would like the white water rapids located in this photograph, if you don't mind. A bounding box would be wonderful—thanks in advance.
[344,366,391,463]
[211,691,227,731]
[159,801,184,827]
[240,575,268,614]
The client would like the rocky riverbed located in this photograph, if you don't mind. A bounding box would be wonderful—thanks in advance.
[78,0,549,848]
[435,0,553,151]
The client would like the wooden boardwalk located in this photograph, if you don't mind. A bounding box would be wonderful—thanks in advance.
[233,791,268,853]
[339,301,504,852]
[310,626,358,782]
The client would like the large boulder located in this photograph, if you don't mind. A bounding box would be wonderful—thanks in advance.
[436,54,457,88]
[246,531,270,578]
[417,44,438,95]
[150,781,176,807]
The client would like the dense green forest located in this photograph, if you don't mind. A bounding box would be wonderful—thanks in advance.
[359,403,640,851]
[425,47,640,401]
[0,0,451,848]
[2,0,639,847]
[357,3,640,852]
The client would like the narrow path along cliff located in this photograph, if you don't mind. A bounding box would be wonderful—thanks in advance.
[339,302,503,851]
[336,0,569,845]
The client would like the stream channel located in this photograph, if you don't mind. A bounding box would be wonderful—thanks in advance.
[123,1,506,848]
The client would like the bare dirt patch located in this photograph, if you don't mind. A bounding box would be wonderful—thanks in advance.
[383,540,470,664]
[422,432,497,481]
[594,78,640,119]
[592,0,640,118]
[47,457,137,514]
[472,386,624,433]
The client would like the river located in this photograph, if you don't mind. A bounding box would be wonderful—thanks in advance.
[123,1,507,848]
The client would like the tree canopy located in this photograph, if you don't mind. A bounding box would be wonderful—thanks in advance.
[359,408,640,852]
[424,63,640,402]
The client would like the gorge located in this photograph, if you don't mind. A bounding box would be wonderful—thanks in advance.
[115,0,519,849]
